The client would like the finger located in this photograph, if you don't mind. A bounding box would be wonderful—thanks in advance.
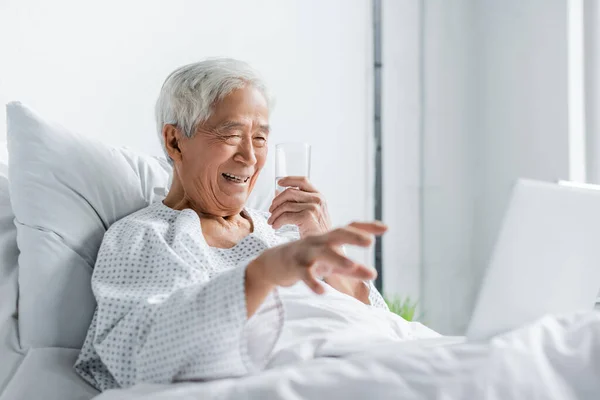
[268,203,317,225]
[348,221,388,235]
[269,187,316,213]
[322,226,375,247]
[271,210,311,230]
[331,264,377,281]
[313,262,333,277]
[269,189,288,215]
[303,271,325,295]
[276,176,318,193]
[269,187,298,213]
[269,189,282,211]
[315,246,356,271]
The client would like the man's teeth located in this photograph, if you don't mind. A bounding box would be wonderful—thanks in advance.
[223,173,250,183]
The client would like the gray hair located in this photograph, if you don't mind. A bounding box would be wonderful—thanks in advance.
[155,58,271,164]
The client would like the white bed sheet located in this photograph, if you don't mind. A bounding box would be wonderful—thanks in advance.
[0,344,99,400]
[96,311,600,400]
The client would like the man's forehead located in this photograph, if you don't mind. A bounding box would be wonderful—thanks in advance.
[216,119,270,131]
[205,88,269,127]
[209,103,268,121]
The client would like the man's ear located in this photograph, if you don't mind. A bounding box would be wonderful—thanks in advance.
[163,124,182,163]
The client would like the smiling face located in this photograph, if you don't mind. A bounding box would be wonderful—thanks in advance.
[165,85,270,216]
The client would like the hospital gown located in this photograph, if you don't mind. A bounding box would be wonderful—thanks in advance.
[74,202,390,391]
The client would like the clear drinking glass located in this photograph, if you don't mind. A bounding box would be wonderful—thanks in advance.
[274,142,311,237]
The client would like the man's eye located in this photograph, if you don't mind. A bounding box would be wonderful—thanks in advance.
[253,137,267,146]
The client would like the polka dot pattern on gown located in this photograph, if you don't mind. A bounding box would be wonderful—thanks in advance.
[74,202,388,391]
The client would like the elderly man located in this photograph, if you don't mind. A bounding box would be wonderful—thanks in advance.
[75,58,436,391]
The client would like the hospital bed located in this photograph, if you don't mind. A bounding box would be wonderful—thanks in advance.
[1,103,600,400]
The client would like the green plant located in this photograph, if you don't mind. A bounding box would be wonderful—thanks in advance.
[384,295,418,321]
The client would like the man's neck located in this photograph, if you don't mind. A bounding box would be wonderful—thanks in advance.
[162,171,252,236]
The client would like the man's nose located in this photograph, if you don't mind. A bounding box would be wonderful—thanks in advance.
[235,139,257,166]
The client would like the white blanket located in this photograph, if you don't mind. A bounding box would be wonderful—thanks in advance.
[265,281,439,369]
[94,311,600,400]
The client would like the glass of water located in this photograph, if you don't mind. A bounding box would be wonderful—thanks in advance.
[274,142,311,236]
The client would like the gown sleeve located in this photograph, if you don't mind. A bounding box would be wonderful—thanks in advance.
[74,214,276,390]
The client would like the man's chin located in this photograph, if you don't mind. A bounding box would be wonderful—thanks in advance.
[217,183,251,207]
[222,194,249,211]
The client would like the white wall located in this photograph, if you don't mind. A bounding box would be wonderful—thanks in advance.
[420,0,478,334]
[382,0,478,332]
[585,0,600,183]
[381,0,422,302]
[0,0,374,264]
[426,0,569,335]
[471,0,570,306]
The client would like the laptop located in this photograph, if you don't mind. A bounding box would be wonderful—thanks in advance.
[465,179,600,341]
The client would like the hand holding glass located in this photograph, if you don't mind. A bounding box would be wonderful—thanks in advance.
[274,143,311,236]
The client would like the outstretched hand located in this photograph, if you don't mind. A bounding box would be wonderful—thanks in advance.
[252,221,387,295]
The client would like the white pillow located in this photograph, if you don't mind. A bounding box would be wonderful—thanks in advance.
[0,141,7,176]
[7,102,171,349]
[0,164,22,393]
[0,161,18,328]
